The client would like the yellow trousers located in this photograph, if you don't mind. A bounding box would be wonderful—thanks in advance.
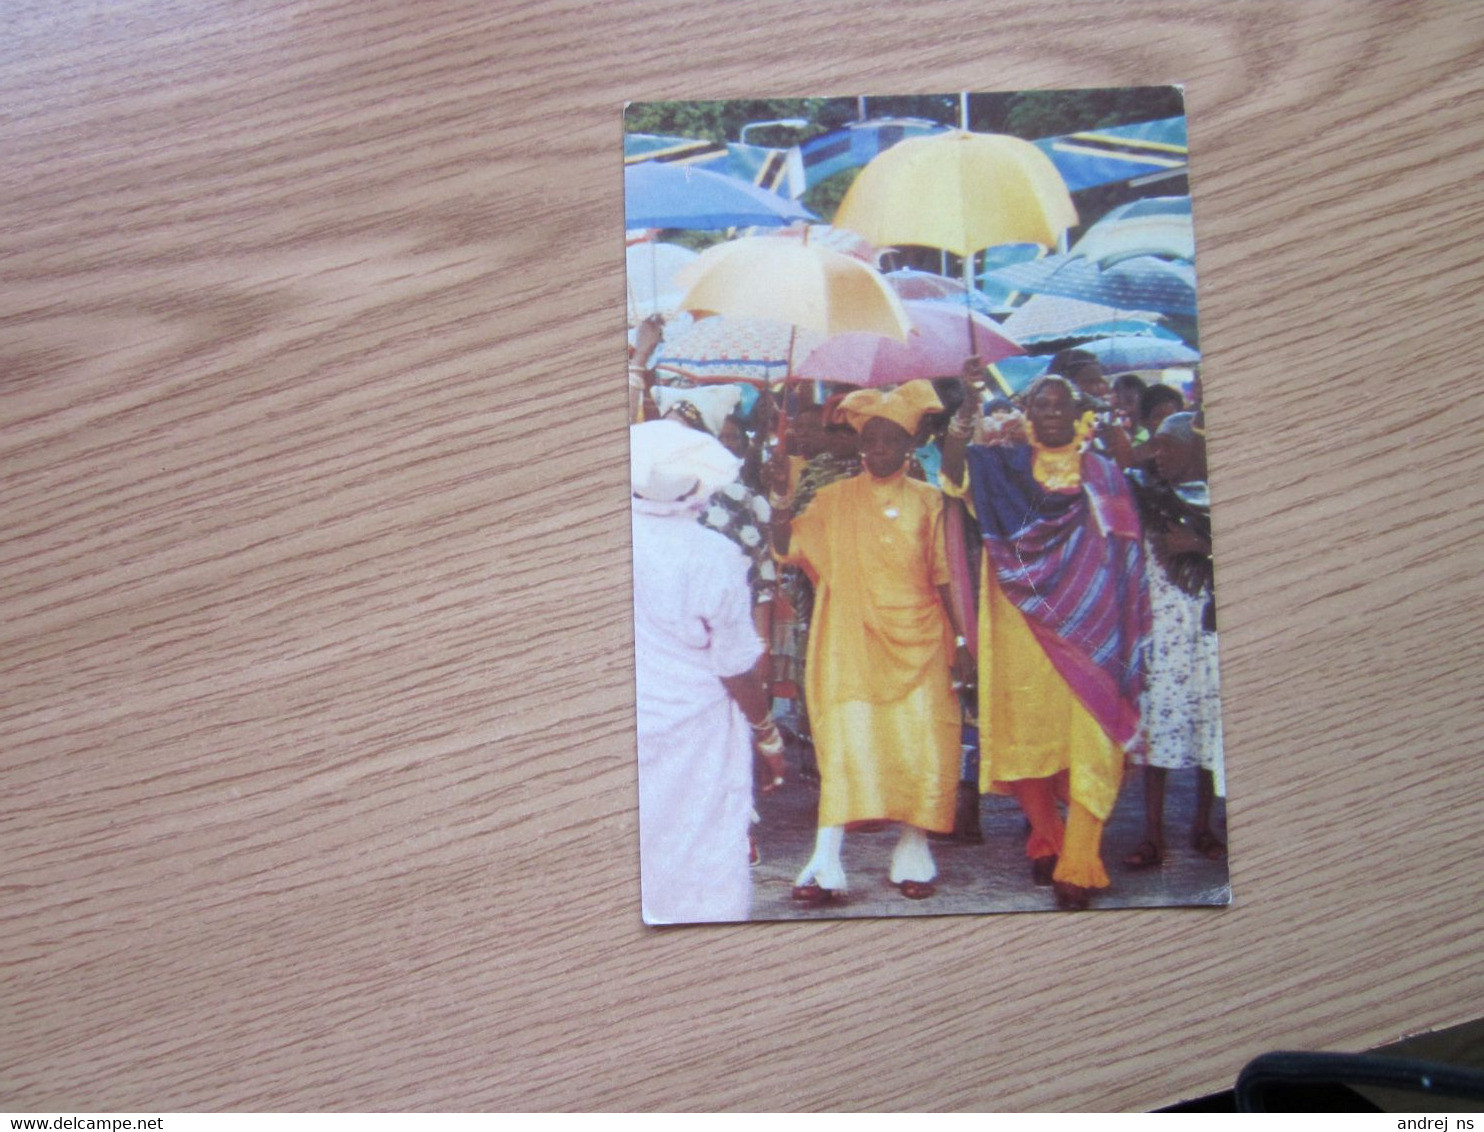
[1009,777,1112,890]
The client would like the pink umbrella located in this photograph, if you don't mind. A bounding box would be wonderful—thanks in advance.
[884,268,992,306]
[796,300,1022,388]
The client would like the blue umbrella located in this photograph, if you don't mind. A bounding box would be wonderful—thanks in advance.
[991,334,1199,394]
[1075,335,1200,373]
[983,254,1198,318]
[989,354,1051,393]
[1094,195,1191,223]
[1014,318,1180,346]
[1071,205,1194,266]
[624,161,817,230]
[971,243,1043,309]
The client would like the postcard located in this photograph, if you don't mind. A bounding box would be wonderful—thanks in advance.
[624,89,1228,923]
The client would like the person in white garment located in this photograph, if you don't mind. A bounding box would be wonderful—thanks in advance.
[630,419,779,924]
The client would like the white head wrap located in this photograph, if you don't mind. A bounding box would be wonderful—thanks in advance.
[652,385,743,437]
[630,419,742,514]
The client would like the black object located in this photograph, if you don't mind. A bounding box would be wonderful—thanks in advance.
[1234,1051,1484,1112]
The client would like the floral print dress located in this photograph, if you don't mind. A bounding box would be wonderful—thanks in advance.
[701,481,774,605]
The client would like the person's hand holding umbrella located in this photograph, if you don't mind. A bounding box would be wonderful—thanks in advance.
[632,313,665,365]
[628,313,667,422]
[1095,414,1136,469]
[942,355,985,496]
[956,352,987,428]
[764,430,797,555]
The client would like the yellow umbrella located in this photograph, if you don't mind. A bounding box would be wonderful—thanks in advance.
[676,237,911,342]
[834,130,1078,257]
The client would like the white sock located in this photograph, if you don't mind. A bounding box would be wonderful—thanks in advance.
[888,825,937,884]
[794,825,848,892]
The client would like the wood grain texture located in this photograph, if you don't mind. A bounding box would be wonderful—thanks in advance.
[2,0,1481,1112]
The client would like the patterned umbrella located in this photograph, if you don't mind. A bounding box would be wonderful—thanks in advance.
[984,254,1198,318]
[999,294,1173,345]
[796,300,1022,387]
[624,161,817,230]
[652,316,826,385]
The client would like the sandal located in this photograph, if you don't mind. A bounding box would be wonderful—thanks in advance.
[790,883,842,905]
[896,880,936,900]
[1122,840,1164,869]
[1053,881,1092,911]
[1193,830,1227,860]
[1031,855,1058,887]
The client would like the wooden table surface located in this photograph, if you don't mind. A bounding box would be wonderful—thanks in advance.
[4,0,1482,1113]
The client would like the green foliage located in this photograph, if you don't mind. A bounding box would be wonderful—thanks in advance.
[857,94,960,126]
[991,86,1186,140]
[661,230,730,253]
[625,88,1185,148]
[624,98,854,146]
[800,167,860,225]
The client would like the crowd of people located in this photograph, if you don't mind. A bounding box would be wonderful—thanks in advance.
[629,330,1224,924]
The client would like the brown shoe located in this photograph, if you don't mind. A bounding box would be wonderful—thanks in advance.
[1193,830,1227,860]
[896,880,936,900]
[791,883,841,905]
[1122,839,1164,869]
[1053,881,1092,911]
[1031,855,1058,886]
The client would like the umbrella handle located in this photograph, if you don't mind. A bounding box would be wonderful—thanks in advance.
[964,287,978,357]
[777,322,794,451]
[760,388,792,512]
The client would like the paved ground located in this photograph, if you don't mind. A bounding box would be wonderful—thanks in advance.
[748,744,1230,921]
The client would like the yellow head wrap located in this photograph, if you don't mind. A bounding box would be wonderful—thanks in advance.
[835,380,943,437]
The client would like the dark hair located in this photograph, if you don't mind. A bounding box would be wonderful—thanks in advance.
[1047,347,1100,377]
[1113,373,1148,396]
[1023,373,1079,410]
[1139,383,1185,425]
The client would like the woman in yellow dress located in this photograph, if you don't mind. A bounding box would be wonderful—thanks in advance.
[768,382,975,904]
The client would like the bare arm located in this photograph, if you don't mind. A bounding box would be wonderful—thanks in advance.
[720,668,771,727]
[764,441,794,556]
[750,602,772,687]
[941,356,982,489]
[1096,418,1136,469]
[627,314,665,423]
[936,583,976,690]
[721,666,785,789]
